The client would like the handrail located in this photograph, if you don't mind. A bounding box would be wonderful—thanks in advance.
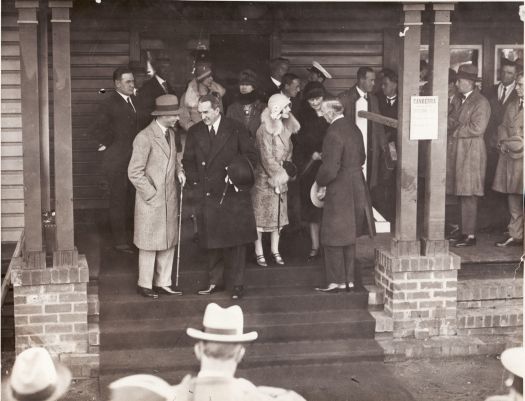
[1,230,25,308]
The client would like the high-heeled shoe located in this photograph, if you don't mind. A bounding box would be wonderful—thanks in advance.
[272,253,284,265]
[256,254,268,267]
[307,248,320,260]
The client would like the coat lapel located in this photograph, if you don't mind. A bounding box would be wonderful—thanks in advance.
[152,122,171,158]
[207,118,232,164]
[194,123,212,159]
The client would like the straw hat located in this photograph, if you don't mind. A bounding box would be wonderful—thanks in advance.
[310,181,325,208]
[151,94,181,116]
[109,374,176,401]
[187,303,258,343]
[307,61,332,79]
[501,347,525,379]
[5,347,71,401]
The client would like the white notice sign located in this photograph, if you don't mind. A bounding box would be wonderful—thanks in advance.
[410,96,439,140]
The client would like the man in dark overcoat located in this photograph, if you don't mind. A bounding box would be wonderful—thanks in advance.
[315,99,374,293]
[338,67,387,192]
[260,57,290,102]
[88,66,142,253]
[183,94,257,300]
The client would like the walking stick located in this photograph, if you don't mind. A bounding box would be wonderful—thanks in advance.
[175,185,183,288]
[277,192,281,234]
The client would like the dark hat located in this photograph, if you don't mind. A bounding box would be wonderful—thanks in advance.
[194,63,212,82]
[456,64,480,81]
[303,81,326,100]
[501,57,517,67]
[151,94,181,116]
[239,69,257,88]
[190,43,211,64]
[226,155,255,191]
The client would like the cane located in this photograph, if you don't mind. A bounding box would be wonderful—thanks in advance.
[277,192,281,234]
[175,185,183,288]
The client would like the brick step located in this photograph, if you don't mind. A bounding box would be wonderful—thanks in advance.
[100,338,384,375]
[457,304,523,335]
[458,261,523,280]
[457,277,523,303]
[100,286,370,321]
[100,308,376,350]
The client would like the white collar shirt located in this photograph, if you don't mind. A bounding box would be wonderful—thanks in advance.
[209,115,221,135]
[271,77,281,88]
[498,81,516,103]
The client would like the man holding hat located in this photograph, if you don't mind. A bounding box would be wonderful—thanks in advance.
[307,61,332,84]
[183,93,257,300]
[172,302,306,401]
[446,64,491,247]
[128,94,186,298]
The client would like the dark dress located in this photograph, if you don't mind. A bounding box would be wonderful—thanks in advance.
[226,92,265,142]
[294,104,329,223]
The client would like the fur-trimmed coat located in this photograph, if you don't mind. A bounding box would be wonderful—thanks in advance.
[179,79,226,131]
[446,88,491,196]
[251,108,300,231]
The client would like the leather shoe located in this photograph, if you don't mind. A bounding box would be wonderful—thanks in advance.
[232,286,244,300]
[315,283,341,293]
[454,236,476,247]
[154,286,182,296]
[137,286,158,299]
[495,237,522,247]
[197,284,224,295]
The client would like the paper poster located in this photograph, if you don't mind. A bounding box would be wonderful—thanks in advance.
[410,96,439,140]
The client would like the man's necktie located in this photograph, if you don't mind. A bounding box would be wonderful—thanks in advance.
[161,81,169,94]
[363,94,368,102]
[500,86,507,104]
[127,97,136,113]
[460,94,466,104]
[165,129,170,145]
[519,99,523,111]
[210,126,216,138]
[388,97,396,107]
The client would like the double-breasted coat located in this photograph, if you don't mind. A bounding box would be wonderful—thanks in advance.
[338,86,387,189]
[128,120,183,251]
[316,117,375,247]
[183,116,258,249]
[446,88,491,196]
[492,98,524,195]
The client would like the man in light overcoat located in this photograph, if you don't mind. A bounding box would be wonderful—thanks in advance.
[128,95,186,298]
[447,64,491,247]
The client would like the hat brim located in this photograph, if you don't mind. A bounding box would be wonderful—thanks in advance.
[456,72,481,82]
[310,182,324,208]
[186,328,258,343]
[4,363,72,401]
[501,347,525,378]
[151,109,182,116]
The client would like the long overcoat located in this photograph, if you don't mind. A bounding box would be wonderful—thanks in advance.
[316,117,375,247]
[128,120,182,250]
[446,88,491,196]
[338,86,387,189]
[492,98,523,194]
[183,116,258,249]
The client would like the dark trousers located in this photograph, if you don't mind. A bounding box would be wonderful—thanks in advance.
[460,195,479,235]
[323,244,356,284]
[107,171,134,246]
[207,245,246,288]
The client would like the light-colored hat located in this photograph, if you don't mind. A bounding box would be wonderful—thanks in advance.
[151,94,181,116]
[5,347,71,401]
[310,181,325,208]
[187,303,258,343]
[501,347,525,379]
[268,93,291,120]
[194,63,213,82]
[307,61,332,79]
[109,374,176,401]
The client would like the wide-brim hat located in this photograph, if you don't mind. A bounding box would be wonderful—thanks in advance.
[307,61,332,79]
[187,303,258,343]
[4,347,72,401]
[109,374,177,401]
[226,154,255,191]
[151,94,181,116]
[501,347,525,378]
[194,62,213,82]
[310,181,325,208]
[239,69,258,88]
[456,64,480,81]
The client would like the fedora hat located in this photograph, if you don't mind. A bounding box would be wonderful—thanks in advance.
[310,181,325,208]
[226,154,255,191]
[109,374,176,401]
[151,94,181,116]
[502,136,524,160]
[501,347,525,378]
[187,303,258,343]
[456,64,480,82]
[307,61,332,80]
[5,347,71,401]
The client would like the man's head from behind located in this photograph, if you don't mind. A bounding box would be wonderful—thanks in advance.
[321,98,345,124]
[113,66,135,96]
[270,57,290,81]
[356,67,375,94]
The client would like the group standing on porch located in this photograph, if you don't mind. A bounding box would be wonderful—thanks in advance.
[88,52,523,300]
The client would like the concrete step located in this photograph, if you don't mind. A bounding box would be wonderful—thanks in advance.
[99,286,370,320]
[100,308,376,349]
[100,338,384,375]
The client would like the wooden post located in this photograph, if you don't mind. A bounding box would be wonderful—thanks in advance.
[50,0,77,267]
[15,0,45,268]
[38,3,50,212]
[392,3,425,257]
[422,3,454,256]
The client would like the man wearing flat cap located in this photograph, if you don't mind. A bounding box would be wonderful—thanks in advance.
[447,64,491,248]
[307,61,332,84]
[183,93,257,299]
[128,94,186,298]
[172,303,306,401]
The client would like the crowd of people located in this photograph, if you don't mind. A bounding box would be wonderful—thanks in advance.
[87,53,523,300]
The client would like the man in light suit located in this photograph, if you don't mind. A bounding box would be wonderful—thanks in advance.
[128,95,186,298]
[88,66,142,253]
[172,303,307,401]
